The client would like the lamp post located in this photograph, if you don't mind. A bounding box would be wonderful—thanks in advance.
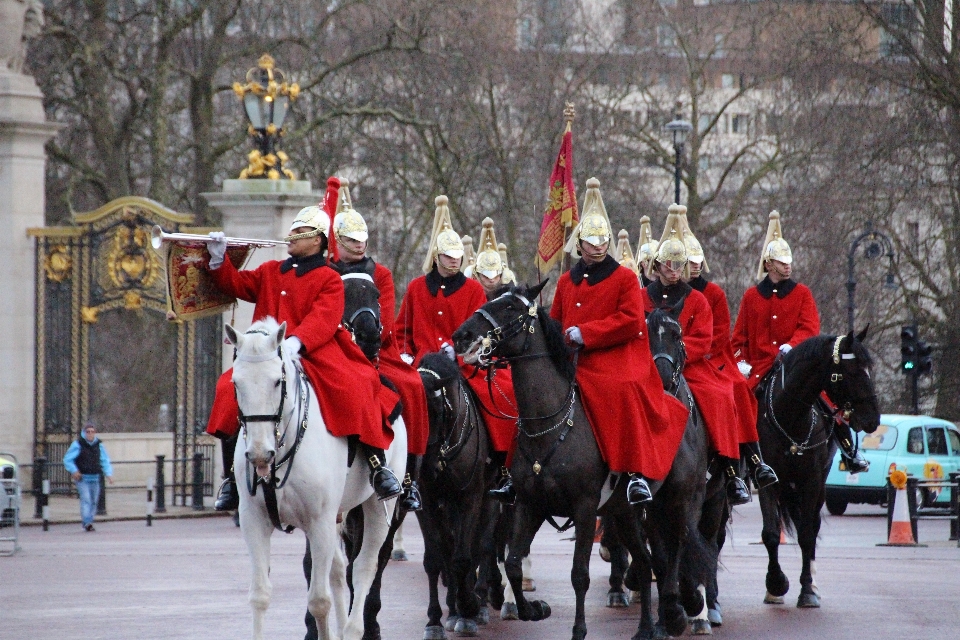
[665,114,693,205]
[846,221,896,334]
[232,54,300,180]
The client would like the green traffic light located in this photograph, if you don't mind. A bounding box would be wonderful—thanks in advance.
[904,362,915,369]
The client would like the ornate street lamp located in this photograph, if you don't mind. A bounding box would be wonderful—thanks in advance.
[846,221,897,333]
[665,112,693,205]
[232,54,300,180]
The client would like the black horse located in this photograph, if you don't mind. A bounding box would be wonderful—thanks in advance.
[453,282,706,640]
[642,308,723,638]
[756,329,879,608]
[303,268,405,640]
[416,351,493,639]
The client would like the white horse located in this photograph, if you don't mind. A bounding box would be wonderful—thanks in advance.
[228,318,406,640]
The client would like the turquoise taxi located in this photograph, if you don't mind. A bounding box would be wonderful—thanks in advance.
[824,414,960,515]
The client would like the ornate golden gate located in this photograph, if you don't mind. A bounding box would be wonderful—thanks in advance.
[30,197,221,502]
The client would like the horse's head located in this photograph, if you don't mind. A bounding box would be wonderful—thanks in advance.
[453,280,549,365]
[646,308,686,392]
[225,318,290,478]
[416,351,462,430]
[821,326,881,434]
[340,273,382,361]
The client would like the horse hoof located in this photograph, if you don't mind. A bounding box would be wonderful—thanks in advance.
[765,571,789,598]
[522,577,537,592]
[708,607,722,626]
[444,616,460,632]
[391,549,409,561]
[689,619,713,635]
[454,618,478,637]
[607,591,630,608]
[530,600,552,620]
[764,592,785,605]
[797,592,821,608]
[500,602,519,620]
[476,606,490,625]
[423,625,446,640]
[651,623,671,640]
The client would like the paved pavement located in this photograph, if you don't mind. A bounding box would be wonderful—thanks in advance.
[2,496,959,639]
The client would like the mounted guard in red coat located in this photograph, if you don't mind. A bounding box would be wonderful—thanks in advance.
[732,211,869,474]
[642,206,750,505]
[330,183,427,512]
[676,207,778,493]
[204,192,404,508]
[551,179,689,504]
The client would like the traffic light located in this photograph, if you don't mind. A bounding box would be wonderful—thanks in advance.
[900,325,918,373]
[917,340,933,375]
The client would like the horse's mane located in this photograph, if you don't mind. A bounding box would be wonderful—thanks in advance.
[645,307,682,336]
[536,312,576,381]
[786,333,872,370]
[418,351,461,385]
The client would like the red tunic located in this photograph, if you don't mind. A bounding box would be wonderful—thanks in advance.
[695,279,759,443]
[731,278,820,389]
[205,255,397,450]
[395,271,518,453]
[551,262,688,480]
[373,263,430,456]
[642,286,740,459]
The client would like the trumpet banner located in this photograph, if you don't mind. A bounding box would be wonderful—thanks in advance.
[536,128,577,272]
[163,244,253,321]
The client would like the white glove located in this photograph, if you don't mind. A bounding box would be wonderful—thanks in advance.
[737,361,752,379]
[206,231,227,270]
[400,353,414,365]
[565,326,584,346]
[779,343,792,354]
[282,336,303,356]
[440,342,456,361]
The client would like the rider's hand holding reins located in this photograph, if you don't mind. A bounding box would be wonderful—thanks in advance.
[779,343,792,354]
[282,336,302,357]
[737,360,752,379]
[564,326,584,346]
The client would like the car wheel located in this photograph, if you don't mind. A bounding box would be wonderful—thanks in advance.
[825,495,847,516]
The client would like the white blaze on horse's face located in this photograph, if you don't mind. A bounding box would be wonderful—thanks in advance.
[225,320,288,479]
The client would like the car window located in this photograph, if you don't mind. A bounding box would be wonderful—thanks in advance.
[948,429,960,456]
[859,424,897,451]
[927,427,949,456]
[907,427,925,454]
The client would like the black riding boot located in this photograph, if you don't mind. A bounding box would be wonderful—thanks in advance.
[626,474,653,505]
[400,453,422,512]
[834,424,869,473]
[365,446,402,501]
[740,441,778,489]
[722,457,751,506]
[215,433,239,512]
[486,451,516,505]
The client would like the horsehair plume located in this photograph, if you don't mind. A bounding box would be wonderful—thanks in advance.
[564,176,612,256]
[422,194,455,274]
[323,177,340,261]
[335,177,352,214]
[756,209,785,281]
[418,351,461,385]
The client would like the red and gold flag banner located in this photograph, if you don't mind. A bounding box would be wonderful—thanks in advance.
[164,244,253,321]
[536,125,577,272]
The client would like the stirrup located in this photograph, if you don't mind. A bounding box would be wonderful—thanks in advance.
[725,471,751,506]
[750,455,779,489]
[487,475,516,505]
[840,451,869,474]
[371,466,402,501]
[214,477,239,511]
[626,475,653,505]
[400,474,422,512]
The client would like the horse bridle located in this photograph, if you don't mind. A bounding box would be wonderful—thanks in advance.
[340,273,382,340]
[648,313,687,395]
[417,364,482,491]
[824,335,877,420]
[472,291,539,368]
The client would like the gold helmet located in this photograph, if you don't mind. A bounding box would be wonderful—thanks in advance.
[674,204,708,272]
[286,205,329,242]
[332,178,369,242]
[421,195,464,273]
[468,217,509,282]
[615,229,640,275]
[656,204,689,272]
[636,215,659,278]
[565,177,613,256]
[757,210,792,280]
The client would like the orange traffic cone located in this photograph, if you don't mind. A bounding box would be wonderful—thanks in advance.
[594,517,603,543]
[878,470,924,547]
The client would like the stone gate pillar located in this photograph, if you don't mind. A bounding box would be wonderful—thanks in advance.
[0,68,60,462]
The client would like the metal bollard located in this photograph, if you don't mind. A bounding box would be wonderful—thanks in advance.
[192,452,205,511]
[97,470,107,516]
[905,476,920,543]
[146,477,154,527]
[154,455,166,513]
[33,457,46,519]
[950,472,959,543]
[41,478,50,532]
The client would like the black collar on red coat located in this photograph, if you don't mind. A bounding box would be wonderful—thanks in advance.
[569,255,619,285]
[646,279,692,312]
[279,251,326,276]
[425,266,467,296]
[756,275,797,299]
[688,275,709,293]
[329,256,376,278]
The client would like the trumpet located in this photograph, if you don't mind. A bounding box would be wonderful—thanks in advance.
[150,225,289,250]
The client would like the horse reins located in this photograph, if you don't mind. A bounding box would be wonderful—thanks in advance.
[417,366,483,492]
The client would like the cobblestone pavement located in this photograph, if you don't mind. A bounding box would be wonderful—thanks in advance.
[2,497,959,639]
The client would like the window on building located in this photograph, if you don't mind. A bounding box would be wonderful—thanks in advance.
[699,155,710,172]
[879,2,916,58]
[721,74,735,89]
[658,24,678,49]
[732,114,750,134]
[698,113,714,134]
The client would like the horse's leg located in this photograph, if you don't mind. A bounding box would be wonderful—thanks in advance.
[522,555,535,592]
[305,520,339,640]
[648,508,688,638]
[760,485,789,603]
[503,504,549,622]
[567,503,599,640]
[342,497,392,640]
[796,489,823,608]
[361,512,405,640]
[474,498,502,624]
[705,502,728,626]
[416,508,446,639]
[391,519,408,561]
[303,540,319,640]
[330,531,349,635]
[607,539,630,608]
[240,505,274,640]
[450,498,484,636]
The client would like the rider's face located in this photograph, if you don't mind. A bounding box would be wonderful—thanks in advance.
[436,254,462,276]
[337,236,367,263]
[287,227,322,258]
[656,261,684,285]
[766,259,792,282]
[478,273,502,293]
[580,240,609,265]
[686,260,702,280]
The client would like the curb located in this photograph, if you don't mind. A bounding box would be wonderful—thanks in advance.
[19,510,233,528]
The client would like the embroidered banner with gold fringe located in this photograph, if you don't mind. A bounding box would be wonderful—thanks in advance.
[164,244,253,321]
